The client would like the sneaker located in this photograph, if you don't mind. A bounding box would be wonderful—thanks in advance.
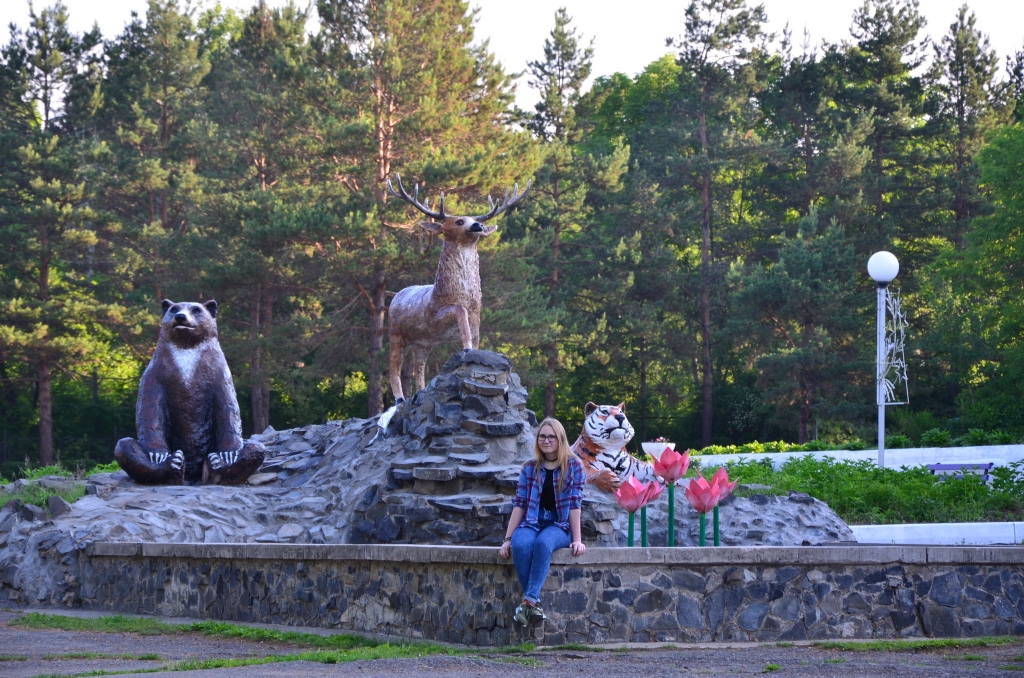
[528,602,547,623]
[513,603,531,626]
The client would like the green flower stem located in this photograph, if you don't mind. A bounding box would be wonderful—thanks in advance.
[699,512,706,547]
[628,512,635,547]
[641,506,647,547]
[667,484,675,547]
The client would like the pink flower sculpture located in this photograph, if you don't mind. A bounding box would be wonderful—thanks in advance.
[685,473,723,514]
[686,467,738,514]
[653,447,690,484]
[711,467,737,499]
[615,476,665,514]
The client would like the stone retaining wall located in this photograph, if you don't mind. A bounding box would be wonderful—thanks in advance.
[75,543,1024,646]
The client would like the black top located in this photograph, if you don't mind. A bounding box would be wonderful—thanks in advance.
[540,467,556,512]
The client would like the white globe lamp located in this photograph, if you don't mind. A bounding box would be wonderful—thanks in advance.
[867,251,899,284]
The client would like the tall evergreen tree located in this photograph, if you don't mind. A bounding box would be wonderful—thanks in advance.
[730,214,865,442]
[0,3,122,465]
[925,4,1008,247]
[315,0,535,415]
[662,0,770,446]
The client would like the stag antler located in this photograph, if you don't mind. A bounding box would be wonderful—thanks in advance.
[387,174,446,220]
[472,179,533,221]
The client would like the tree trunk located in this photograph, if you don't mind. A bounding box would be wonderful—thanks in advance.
[250,287,268,435]
[544,345,557,419]
[699,171,714,448]
[798,378,811,444]
[366,269,386,416]
[639,335,648,442]
[38,358,53,466]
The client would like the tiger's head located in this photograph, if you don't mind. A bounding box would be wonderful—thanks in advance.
[581,401,634,451]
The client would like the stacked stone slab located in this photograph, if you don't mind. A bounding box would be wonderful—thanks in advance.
[347,349,543,545]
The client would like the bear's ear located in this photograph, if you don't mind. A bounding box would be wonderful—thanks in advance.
[161,299,173,314]
[584,402,598,417]
[203,300,218,318]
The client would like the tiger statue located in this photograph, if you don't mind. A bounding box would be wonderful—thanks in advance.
[570,401,658,492]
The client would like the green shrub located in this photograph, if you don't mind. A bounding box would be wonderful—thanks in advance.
[920,429,954,447]
[886,434,913,449]
[700,456,1024,525]
[86,461,121,475]
[22,464,72,480]
[957,429,991,447]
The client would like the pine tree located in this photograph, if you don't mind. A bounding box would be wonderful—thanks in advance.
[840,0,927,245]
[925,4,1010,247]
[0,2,122,465]
[730,214,865,442]
[93,0,212,303]
[660,0,770,446]
[314,0,536,415]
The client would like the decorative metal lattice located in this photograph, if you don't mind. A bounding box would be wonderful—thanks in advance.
[882,288,910,405]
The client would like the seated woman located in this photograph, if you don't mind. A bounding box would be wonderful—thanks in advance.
[499,417,586,625]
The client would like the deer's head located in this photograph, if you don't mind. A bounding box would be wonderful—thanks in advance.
[387,175,532,246]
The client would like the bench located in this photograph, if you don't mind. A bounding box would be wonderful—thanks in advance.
[927,462,995,486]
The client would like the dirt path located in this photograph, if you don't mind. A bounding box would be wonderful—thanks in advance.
[3,609,1023,677]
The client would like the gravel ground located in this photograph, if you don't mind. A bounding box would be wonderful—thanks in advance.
[3,609,1024,678]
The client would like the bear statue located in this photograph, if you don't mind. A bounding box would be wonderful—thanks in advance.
[114,299,265,485]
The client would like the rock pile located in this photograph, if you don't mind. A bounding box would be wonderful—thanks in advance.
[1,348,854,608]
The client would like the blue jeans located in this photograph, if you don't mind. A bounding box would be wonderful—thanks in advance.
[511,509,571,604]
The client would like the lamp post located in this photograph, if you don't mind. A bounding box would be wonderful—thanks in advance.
[867,251,899,468]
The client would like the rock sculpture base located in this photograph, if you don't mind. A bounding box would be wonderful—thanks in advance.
[1,349,854,607]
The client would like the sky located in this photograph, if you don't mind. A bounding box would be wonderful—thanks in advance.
[2,0,1022,109]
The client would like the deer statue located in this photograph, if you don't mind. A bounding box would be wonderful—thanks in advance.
[386,174,531,403]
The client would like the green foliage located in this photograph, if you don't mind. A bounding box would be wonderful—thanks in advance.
[1,481,86,512]
[703,456,1024,525]
[814,637,1018,652]
[885,434,913,449]
[921,429,954,447]
[21,464,71,480]
[86,461,121,475]
[1,0,1023,454]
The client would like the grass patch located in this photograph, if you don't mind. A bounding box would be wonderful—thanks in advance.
[763,663,781,672]
[775,642,794,647]
[1,482,86,513]
[824,657,846,663]
[945,654,987,661]
[8,612,544,675]
[1000,664,1024,671]
[814,637,1020,652]
[0,654,29,660]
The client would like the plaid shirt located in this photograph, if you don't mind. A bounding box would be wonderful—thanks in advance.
[512,456,585,533]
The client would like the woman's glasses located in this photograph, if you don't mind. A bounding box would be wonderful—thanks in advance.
[537,435,558,442]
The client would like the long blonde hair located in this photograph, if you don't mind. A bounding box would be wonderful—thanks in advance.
[532,417,573,493]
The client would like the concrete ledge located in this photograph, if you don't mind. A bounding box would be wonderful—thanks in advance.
[851,522,1024,546]
[89,542,1023,565]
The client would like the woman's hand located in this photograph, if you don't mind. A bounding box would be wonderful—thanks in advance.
[499,540,512,560]
[570,541,586,557]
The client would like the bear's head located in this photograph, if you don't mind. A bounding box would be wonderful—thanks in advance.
[160,299,218,348]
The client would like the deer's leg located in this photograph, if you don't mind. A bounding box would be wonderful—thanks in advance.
[435,305,473,350]
[411,345,428,393]
[389,333,406,403]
